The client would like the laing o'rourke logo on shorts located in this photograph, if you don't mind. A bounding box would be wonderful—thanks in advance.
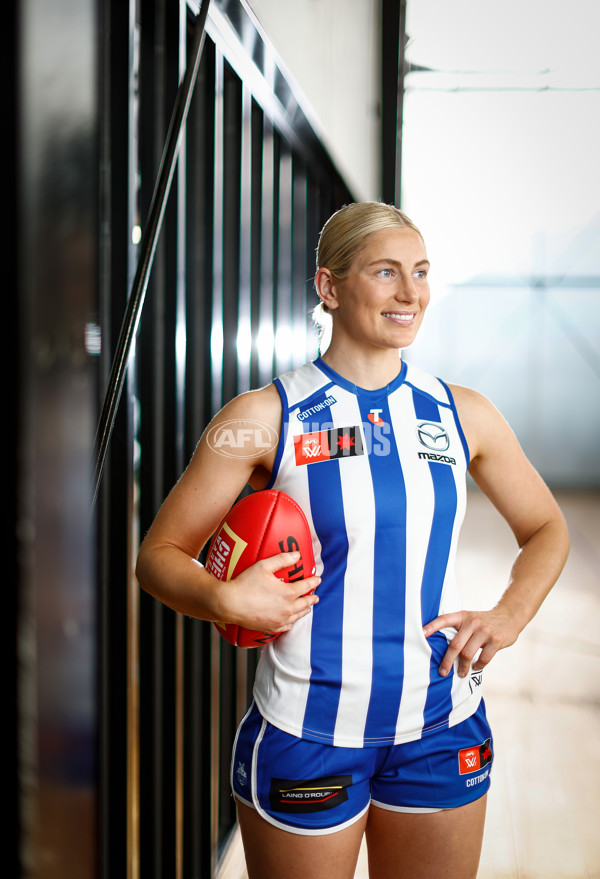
[206,419,279,459]
[269,775,352,814]
[458,739,493,776]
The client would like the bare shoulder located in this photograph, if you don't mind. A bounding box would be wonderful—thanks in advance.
[447,382,514,461]
[194,381,282,461]
[142,383,283,557]
[209,381,282,426]
[196,382,282,479]
[448,381,566,544]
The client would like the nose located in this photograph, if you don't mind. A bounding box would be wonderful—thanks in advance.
[394,272,419,303]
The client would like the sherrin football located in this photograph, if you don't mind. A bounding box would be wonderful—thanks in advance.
[205,489,316,647]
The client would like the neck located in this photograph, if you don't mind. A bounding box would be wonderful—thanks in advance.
[319,343,403,390]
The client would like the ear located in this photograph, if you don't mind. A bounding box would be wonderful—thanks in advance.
[314,268,340,311]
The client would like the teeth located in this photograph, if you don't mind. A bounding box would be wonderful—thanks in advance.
[382,312,414,322]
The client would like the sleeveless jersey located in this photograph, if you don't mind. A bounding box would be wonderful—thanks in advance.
[252,357,482,748]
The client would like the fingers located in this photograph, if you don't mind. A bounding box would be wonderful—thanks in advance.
[422,612,462,639]
[438,625,480,678]
[258,551,321,602]
[424,611,509,678]
[272,591,319,631]
[260,549,304,574]
[231,552,321,634]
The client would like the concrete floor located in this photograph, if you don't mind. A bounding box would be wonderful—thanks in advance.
[219,488,600,879]
[455,488,600,879]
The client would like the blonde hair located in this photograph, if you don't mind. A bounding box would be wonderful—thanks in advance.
[316,201,422,281]
[312,202,423,341]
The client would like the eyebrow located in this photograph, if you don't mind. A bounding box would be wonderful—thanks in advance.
[367,258,431,269]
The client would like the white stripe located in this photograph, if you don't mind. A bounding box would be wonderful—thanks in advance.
[434,403,473,717]
[371,800,443,814]
[332,394,376,746]
[391,390,434,738]
[404,361,452,404]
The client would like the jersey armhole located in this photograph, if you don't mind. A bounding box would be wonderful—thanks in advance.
[438,378,471,468]
[265,378,288,488]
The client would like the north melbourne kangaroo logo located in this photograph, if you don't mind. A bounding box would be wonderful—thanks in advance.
[417,421,450,452]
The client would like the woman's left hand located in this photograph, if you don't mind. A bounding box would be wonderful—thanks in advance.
[423,609,521,679]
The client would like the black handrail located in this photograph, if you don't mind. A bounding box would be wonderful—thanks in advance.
[92,0,211,509]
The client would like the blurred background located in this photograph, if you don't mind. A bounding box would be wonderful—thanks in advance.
[11,0,599,877]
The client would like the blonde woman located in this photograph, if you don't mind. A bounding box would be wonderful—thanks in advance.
[136,202,569,878]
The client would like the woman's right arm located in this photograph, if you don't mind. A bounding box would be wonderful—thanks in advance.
[135,383,320,632]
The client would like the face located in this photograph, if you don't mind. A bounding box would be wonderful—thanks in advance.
[317,227,431,354]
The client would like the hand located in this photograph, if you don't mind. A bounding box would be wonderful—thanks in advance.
[422,609,520,678]
[222,551,321,634]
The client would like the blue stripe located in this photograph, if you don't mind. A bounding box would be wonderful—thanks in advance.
[438,378,470,467]
[301,415,347,741]
[266,378,288,489]
[358,398,408,743]
[412,389,457,731]
[294,381,337,414]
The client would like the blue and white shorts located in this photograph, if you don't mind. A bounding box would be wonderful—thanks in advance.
[231,700,493,835]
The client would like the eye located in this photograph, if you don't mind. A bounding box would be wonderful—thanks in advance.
[377,267,394,278]
[413,269,428,280]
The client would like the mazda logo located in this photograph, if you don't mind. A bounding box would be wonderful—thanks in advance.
[417,421,450,452]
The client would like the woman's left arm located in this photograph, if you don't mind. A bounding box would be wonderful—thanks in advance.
[422,385,570,678]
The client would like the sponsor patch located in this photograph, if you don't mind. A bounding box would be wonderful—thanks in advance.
[269,775,352,813]
[297,394,338,421]
[294,426,364,465]
[418,451,456,465]
[417,421,450,452]
[458,738,493,775]
[236,761,248,789]
[205,523,247,582]
[469,668,483,693]
[368,408,387,425]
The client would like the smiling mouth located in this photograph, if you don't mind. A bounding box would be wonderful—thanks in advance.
[382,312,415,325]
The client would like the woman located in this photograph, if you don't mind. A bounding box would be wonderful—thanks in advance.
[136,202,569,878]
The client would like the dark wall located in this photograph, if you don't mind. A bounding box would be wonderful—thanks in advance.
[13,1,355,876]
[15,0,99,876]
[96,2,353,878]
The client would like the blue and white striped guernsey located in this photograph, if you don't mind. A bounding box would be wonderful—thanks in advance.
[252,357,482,748]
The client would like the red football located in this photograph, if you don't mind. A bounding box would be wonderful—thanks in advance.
[205,489,316,648]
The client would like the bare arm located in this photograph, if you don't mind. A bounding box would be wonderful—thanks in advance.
[423,385,570,677]
[135,383,320,631]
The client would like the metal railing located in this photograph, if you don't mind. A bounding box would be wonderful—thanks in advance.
[93,0,211,510]
[96,2,354,876]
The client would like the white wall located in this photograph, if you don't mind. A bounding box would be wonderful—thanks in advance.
[401,0,600,488]
[247,0,382,202]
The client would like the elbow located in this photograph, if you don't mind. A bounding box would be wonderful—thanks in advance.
[546,507,571,571]
[560,515,571,564]
[135,542,153,595]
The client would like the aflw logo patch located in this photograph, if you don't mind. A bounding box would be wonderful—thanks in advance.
[294,426,364,465]
[458,739,493,775]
